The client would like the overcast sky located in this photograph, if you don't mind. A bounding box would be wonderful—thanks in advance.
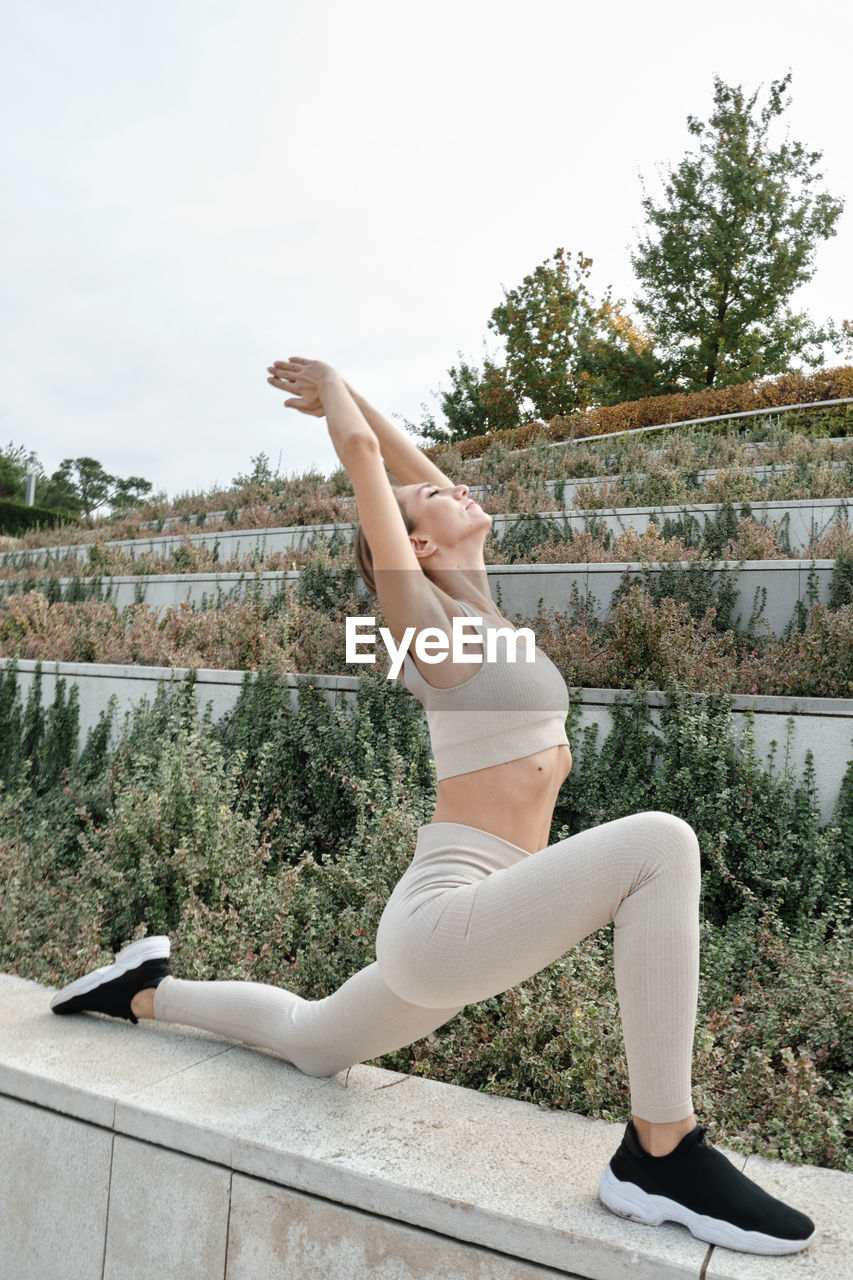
[2,0,851,503]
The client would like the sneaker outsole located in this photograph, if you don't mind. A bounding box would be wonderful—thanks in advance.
[50,937,171,1013]
[599,1164,815,1255]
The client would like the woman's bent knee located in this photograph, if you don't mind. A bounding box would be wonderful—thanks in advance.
[632,811,701,889]
[656,811,701,889]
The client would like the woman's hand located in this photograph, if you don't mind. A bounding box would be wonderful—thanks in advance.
[266,357,342,417]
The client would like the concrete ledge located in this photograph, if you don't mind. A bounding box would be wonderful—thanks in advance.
[2,493,850,567]
[0,558,841,637]
[1,975,849,1279]
[3,659,851,823]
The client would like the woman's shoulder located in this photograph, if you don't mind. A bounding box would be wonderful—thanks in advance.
[377,580,475,646]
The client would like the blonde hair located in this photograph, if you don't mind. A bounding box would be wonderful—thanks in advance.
[353,488,432,596]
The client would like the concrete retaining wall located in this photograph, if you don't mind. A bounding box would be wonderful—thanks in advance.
[1,559,835,637]
[3,659,850,823]
[499,497,850,553]
[3,494,849,567]
[485,559,837,637]
[516,462,853,508]
[2,974,850,1280]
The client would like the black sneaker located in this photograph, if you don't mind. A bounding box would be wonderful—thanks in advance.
[599,1120,815,1255]
[50,937,171,1025]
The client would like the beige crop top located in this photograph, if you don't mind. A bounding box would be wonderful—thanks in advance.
[399,600,571,780]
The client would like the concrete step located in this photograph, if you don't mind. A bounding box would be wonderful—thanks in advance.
[475,461,852,506]
[4,659,851,824]
[0,558,838,638]
[1,973,848,1279]
[3,494,850,571]
[135,427,853,537]
[133,453,851,534]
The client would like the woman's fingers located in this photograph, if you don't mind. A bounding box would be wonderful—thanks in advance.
[268,357,310,372]
[266,358,330,417]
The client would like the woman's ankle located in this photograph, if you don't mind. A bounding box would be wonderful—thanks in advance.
[632,1113,697,1157]
[129,988,157,1020]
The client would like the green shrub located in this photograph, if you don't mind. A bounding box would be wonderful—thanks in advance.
[0,660,80,795]
[214,665,434,863]
[0,501,70,536]
[554,688,852,927]
[1,658,850,1170]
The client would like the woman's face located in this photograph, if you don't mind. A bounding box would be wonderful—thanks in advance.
[397,481,492,561]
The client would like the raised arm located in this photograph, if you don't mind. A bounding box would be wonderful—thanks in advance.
[267,358,456,488]
[342,383,456,489]
[267,358,375,462]
[267,356,453,642]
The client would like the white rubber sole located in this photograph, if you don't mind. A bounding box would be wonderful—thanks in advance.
[599,1164,814,1256]
[50,936,170,1010]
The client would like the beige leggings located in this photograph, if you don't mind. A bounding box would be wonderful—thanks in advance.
[155,811,701,1123]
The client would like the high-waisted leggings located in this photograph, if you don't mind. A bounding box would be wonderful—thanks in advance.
[154,811,701,1123]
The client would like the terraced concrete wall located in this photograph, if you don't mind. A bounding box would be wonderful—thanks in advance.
[3,496,849,566]
[3,658,850,823]
[0,558,835,637]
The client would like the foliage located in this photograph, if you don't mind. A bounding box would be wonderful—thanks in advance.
[694,899,852,1169]
[1,393,850,557]
[406,249,668,445]
[631,73,845,389]
[0,443,31,502]
[553,688,853,930]
[424,366,853,461]
[44,457,153,519]
[0,660,81,795]
[4,550,853,697]
[486,248,667,419]
[0,500,68,536]
[404,349,522,446]
[0,674,850,1169]
[213,665,434,864]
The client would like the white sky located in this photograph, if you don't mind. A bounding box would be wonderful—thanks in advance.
[1,0,851,501]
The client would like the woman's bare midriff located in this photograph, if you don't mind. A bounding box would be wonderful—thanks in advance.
[417,592,573,855]
[429,743,573,855]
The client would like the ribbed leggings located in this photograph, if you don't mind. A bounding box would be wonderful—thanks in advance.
[154,810,701,1123]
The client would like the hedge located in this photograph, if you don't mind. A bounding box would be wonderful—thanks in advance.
[0,501,69,536]
[426,365,853,462]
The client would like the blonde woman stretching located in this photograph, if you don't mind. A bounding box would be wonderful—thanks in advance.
[52,357,814,1256]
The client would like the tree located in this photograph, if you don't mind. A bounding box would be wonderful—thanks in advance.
[405,350,521,447]
[0,443,30,501]
[574,293,668,407]
[38,457,153,518]
[631,73,845,389]
[52,457,113,519]
[0,445,153,518]
[111,475,154,511]
[405,249,665,445]
[37,462,84,517]
[487,248,664,419]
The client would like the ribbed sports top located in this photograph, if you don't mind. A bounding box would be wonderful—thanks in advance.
[399,600,571,780]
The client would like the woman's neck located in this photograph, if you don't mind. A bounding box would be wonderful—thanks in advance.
[430,565,491,607]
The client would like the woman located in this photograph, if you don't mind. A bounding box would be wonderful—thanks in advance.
[51,357,814,1256]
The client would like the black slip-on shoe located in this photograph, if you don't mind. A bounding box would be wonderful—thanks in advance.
[599,1120,815,1256]
[50,936,171,1024]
